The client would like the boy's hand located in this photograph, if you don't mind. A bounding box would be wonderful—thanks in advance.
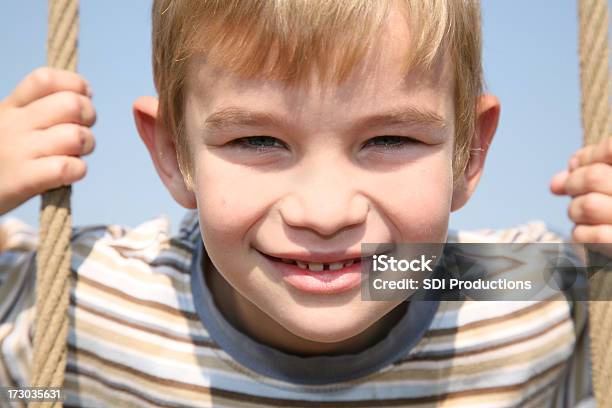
[0,67,96,216]
[550,136,612,257]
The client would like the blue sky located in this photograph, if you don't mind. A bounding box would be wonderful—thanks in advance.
[1,1,609,238]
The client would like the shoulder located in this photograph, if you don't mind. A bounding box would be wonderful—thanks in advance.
[69,210,201,282]
[67,211,205,359]
[448,220,567,243]
[0,216,38,254]
[0,210,202,287]
[0,217,38,289]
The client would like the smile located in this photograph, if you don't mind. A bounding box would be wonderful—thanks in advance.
[269,255,361,272]
[258,251,365,294]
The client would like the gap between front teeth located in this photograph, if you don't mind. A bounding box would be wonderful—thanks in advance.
[284,259,355,272]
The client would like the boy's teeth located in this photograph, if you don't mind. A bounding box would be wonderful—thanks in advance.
[277,256,358,271]
[307,262,324,272]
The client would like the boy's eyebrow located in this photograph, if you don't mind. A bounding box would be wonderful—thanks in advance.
[204,107,291,133]
[203,106,447,134]
[352,106,447,132]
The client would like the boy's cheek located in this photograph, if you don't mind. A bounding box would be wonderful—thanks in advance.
[373,166,453,241]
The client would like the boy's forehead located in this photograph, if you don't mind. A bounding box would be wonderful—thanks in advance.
[185,5,454,117]
[187,52,453,109]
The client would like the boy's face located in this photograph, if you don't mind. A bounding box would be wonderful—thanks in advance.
[135,7,498,345]
[183,11,455,343]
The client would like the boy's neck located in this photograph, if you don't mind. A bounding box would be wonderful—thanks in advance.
[204,254,408,357]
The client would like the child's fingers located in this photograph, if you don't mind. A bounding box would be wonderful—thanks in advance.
[19,156,87,197]
[550,170,569,195]
[27,124,95,158]
[3,67,91,108]
[572,225,612,257]
[14,91,96,132]
[562,163,612,197]
[568,192,612,225]
[572,146,594,169]
[574,137,612,167]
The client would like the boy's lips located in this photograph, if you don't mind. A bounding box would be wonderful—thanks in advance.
[259,252,364,295]
[255,246,395,295]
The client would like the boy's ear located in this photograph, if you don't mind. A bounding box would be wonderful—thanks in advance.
[133,96,197,209]
[451,94,501,212]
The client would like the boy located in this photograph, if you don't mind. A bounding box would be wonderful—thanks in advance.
[0,0,610,406]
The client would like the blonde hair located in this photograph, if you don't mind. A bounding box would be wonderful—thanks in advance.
[152,0,483,190]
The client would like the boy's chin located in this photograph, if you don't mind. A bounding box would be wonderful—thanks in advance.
[276,302,398,345]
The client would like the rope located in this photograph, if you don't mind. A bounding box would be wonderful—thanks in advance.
[578,0,612,406]
[29,1,79,407]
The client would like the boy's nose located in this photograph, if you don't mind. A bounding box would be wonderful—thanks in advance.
[277,168,370,237]
[278,194,369,237]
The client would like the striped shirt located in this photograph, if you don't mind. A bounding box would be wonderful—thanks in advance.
[0,210,594,407]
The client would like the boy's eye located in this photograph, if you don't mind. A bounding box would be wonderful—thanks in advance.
[231,136,285,150]
[363,135,419,150]
[229,135,419,153]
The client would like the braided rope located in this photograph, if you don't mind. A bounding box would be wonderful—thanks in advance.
[29,1,78,407]
[578,0,612,405]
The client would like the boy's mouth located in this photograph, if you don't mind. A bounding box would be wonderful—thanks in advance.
[258,251,365,294]
[257,248,394,294]
[258,245,397,272]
